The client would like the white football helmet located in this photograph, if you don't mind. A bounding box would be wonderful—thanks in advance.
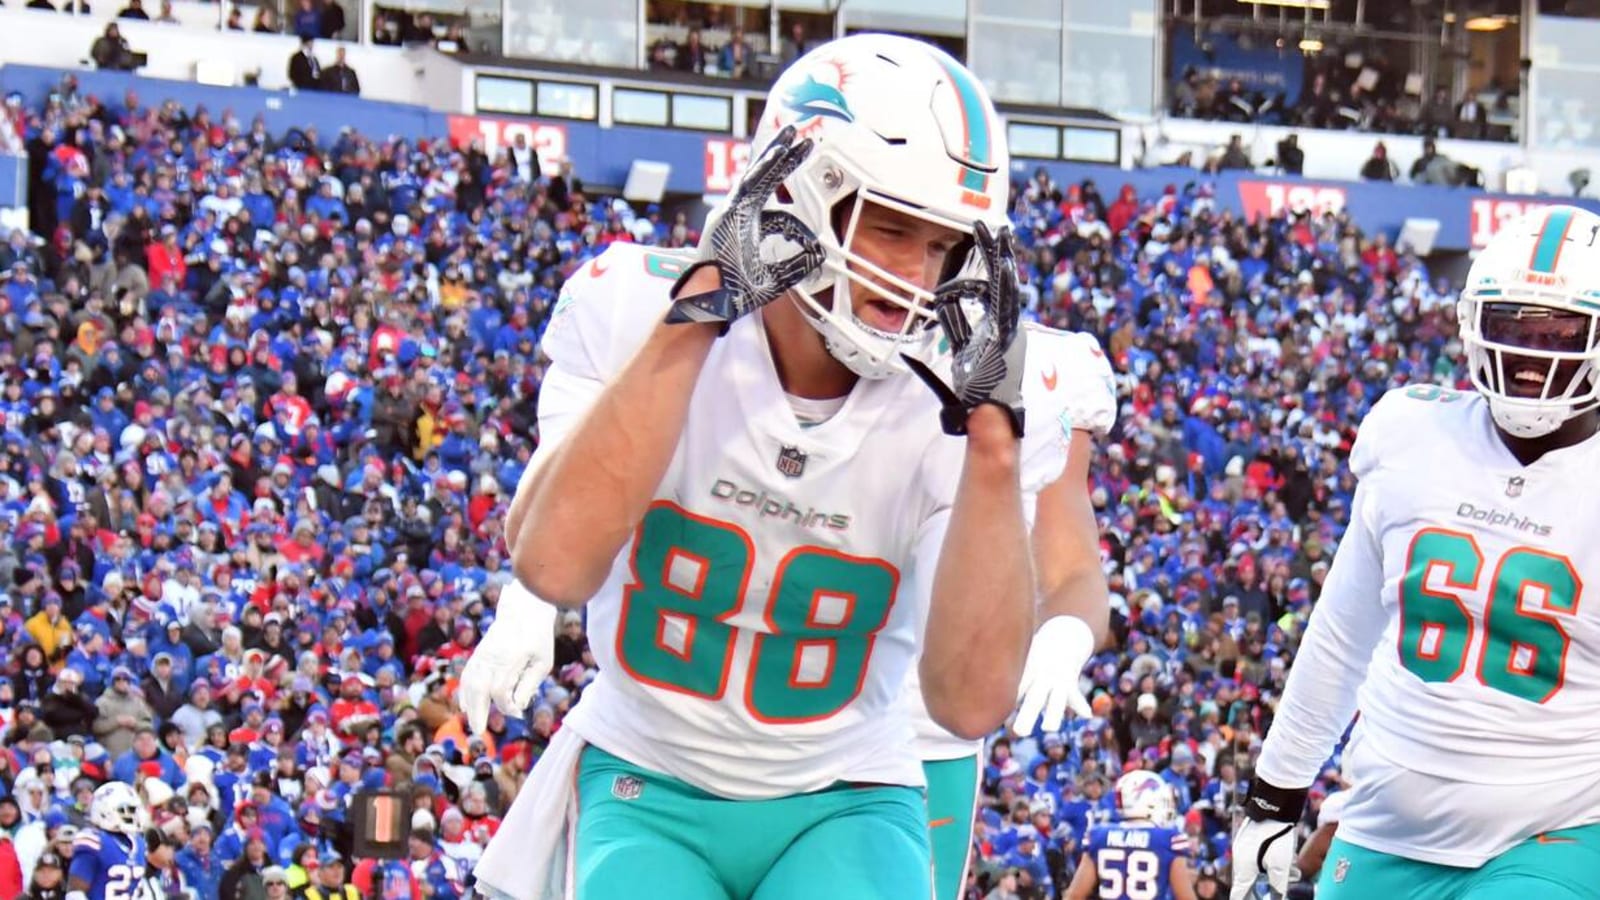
[1116,770,1176,826]
[747,33,1012,379]
[1458,205,1600,438]
[90,781,144,836]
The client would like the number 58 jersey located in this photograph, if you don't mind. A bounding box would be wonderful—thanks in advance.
[539,245,1079,800]
[1261,385,1600,865]
[1083,822,1189,900]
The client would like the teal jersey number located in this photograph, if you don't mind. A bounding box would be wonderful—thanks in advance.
[617,502,899,722]
[1398,528,1580,704]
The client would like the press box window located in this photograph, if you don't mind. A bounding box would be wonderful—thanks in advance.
[613,88,671,127]
[1062,126,1119,164]
[536,81,599,121]
[671,93,732,132]
[477,76,534,115]
[1007,122,1061,159]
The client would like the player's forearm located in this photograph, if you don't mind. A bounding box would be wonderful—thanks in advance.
[1256,609,1371,787]
[1032,433,1109,645]
[508,320,717,607]
[920,407,1032,740]
[1040,566,1110,647]
[1063,858,1095,900]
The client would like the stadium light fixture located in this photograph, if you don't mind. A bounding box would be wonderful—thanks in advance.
[1298,38,1324,51]
[1464,15,1509,31]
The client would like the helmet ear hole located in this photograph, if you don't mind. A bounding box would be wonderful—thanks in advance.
[775,183,794,205]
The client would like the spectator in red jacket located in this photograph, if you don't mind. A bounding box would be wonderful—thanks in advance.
[144,223,186,286]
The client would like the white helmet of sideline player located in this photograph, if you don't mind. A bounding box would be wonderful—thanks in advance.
[746,33,1011,379]
[90,781,144,836]
[1458,205,1600,438]
[1115,770,1177,827]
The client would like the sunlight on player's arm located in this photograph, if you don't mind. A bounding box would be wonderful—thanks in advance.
[1063,852,1097,900]
[1170,856,1200,900]
[508,317,718,606]
[920,404,1036,740]
[1257,479,1389,787]
[1031,430,1110,645]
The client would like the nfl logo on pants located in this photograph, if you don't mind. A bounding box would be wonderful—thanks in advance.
[776,445,807,478]
[612,775,644,801]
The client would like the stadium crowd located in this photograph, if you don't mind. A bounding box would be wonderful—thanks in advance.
[0,71,1461,900]
[1172,45,1515,143]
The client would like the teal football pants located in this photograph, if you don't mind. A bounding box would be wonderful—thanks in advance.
[922,755,981,900]
[1317,823,1600,900]
[572,746,932,900]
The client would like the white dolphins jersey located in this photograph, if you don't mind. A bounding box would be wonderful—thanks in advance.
[909,329,1117,761]
[536,244,1086,800]
[1258,385,1600,866]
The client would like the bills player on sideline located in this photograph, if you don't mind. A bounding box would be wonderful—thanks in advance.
[69,783,147,900]
[463,32,1103,900]
[1231,205,1600,900]
[1066,771,1197,900]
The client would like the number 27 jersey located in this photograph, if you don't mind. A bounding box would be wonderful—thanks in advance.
[539,245,1076,800]
[69,829,146,900]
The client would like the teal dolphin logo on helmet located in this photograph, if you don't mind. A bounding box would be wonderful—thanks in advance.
[783,73,853,126]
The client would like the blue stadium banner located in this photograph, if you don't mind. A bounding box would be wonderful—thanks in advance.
[1034,161,1600,252]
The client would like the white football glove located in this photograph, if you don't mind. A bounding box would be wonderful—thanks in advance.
[1229,780,1307,900]
[1012,615,1095,735]
[460,580,559,736]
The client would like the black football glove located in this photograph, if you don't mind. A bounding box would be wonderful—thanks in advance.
[902,221,1026,438]
[665,125,824,334]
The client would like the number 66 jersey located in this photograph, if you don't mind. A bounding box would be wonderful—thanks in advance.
[1257,385,1600,867]
[536,244,1084,801]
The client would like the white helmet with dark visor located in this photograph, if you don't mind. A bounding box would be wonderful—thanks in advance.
[1458,205,1600,438]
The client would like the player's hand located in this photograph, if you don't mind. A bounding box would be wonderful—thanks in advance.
[460,580,558,735]
[1012,615,1095,735]
[1229,779,1308,900]
[666,124,824,334]
[903,221,1026,438]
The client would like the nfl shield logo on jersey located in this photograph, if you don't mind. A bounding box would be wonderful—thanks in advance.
[611,775,644,801]
[776,445,808,478]
[1506,476,1525,498]
[1333,856,1350,884]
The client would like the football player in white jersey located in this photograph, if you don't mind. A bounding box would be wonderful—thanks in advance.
[1231,205,1600,900]
[912,330,1116,900]
[469,33,1104,900]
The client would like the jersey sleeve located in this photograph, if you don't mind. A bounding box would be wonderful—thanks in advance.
[1017,327,1117,498]
[1256,477,1388,788]
[1167,826,1193,858]
[69,833,102,887]
[1043,329,1117,438]
[535,245,676,458]
[1348,387,1415,479]
[1317,789,1352,827]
